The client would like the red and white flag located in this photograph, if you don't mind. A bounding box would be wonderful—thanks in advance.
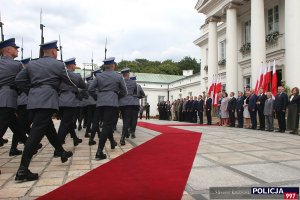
[271,60,277,98]
[263,61,272,92]
[254,63,264,94]
[213,75,222,107]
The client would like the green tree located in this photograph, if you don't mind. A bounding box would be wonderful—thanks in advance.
[177,56,200,74]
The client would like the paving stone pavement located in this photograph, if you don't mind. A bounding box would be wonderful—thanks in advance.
[1,119,300,200]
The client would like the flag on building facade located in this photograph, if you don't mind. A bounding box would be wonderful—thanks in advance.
[271,60,277,98]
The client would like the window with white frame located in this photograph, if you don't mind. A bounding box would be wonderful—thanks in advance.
[188,92,192,97]
[268,5,279,33]
[219,40,226,60]
[244,76,251,89]
[179,94,182,99]
[244,20,251,43]
[158,96,164,103]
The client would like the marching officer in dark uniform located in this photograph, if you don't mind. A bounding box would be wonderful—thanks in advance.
[15,40,79,181]
[130,76,145,137]
[88,57,127,160]
[119,71,145,145]
[56,57,85,151]
[84,75,96,138]
[88,69,104,145]
[0,38,27,155]
[17,58,31,138]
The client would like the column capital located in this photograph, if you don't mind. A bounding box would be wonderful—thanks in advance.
[205,15,221,24]
[222,2,242,14]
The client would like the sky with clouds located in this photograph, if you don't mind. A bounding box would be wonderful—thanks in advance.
[1,0,205,67]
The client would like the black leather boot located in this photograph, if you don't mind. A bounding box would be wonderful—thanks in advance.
[15,166,39,181]
[95,150,107,161]
[84,132,90,138]
[131,132,136,139]
[9,148,22,156]
[73,138,82,146]
[110,140,117,149]
[61,150,73,163]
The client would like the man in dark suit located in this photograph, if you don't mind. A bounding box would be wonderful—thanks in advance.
[197,95,204,124]
[248,89,258,129]
[190,96,198,123]
[236,91,244,128]
[257,87,267,130]
[274,86,289,133]
[206,94,212,125]
[227,92,237,127]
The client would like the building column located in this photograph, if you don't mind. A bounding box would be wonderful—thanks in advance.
[285,0,300,87]
[251,0,266,88]
[225,3,238,94]
[207,16,220,86]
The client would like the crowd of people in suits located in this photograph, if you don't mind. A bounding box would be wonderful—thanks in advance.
[157,85,300,135]
[0,38,145,182]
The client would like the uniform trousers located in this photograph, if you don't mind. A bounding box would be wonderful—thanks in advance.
[95,106,118,153]
[120,105,139,135]
[20,109,63,168]
[17,105,31,135]
[85,105,96,134]
[58,107,79,143]
[0,107,27,148]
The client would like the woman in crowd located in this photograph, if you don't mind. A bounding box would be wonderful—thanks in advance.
[287,87,300,134]
[220,92,229,126]
[243,91,251,128]
[264,92,274,131]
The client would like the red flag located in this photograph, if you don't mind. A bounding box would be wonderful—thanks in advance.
[208,75,215,96]
[271,60,277,98]
[255,63,264,94]
[261,62,267,92]
[213,75,222,107]
[263,61,271,92]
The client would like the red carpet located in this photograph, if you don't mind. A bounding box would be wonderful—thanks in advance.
[39,122,201,200]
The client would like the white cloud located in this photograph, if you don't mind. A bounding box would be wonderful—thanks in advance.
[0,0,205,66]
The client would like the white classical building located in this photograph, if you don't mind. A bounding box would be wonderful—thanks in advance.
[133,71,201,116]
[194,0,300,94]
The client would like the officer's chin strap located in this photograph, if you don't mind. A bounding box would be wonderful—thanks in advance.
[63,63,77,87]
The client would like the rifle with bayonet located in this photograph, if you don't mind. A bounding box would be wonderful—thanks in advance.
[59,34,63,61]
[0,11,4,42]
[39,9,45,58]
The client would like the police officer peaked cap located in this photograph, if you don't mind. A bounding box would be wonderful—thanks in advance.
[130,76,137,80]
[40,40,59,50]
[0,38,20,49]
[121,68,130,74]
[21,57,31,65]
[103,57,115,65]
[64,57,76,65]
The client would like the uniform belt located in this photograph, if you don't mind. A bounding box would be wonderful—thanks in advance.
[33,85,54,89]
[0,85,14,90]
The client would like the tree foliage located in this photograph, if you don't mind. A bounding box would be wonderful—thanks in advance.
[117,56,200,75]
